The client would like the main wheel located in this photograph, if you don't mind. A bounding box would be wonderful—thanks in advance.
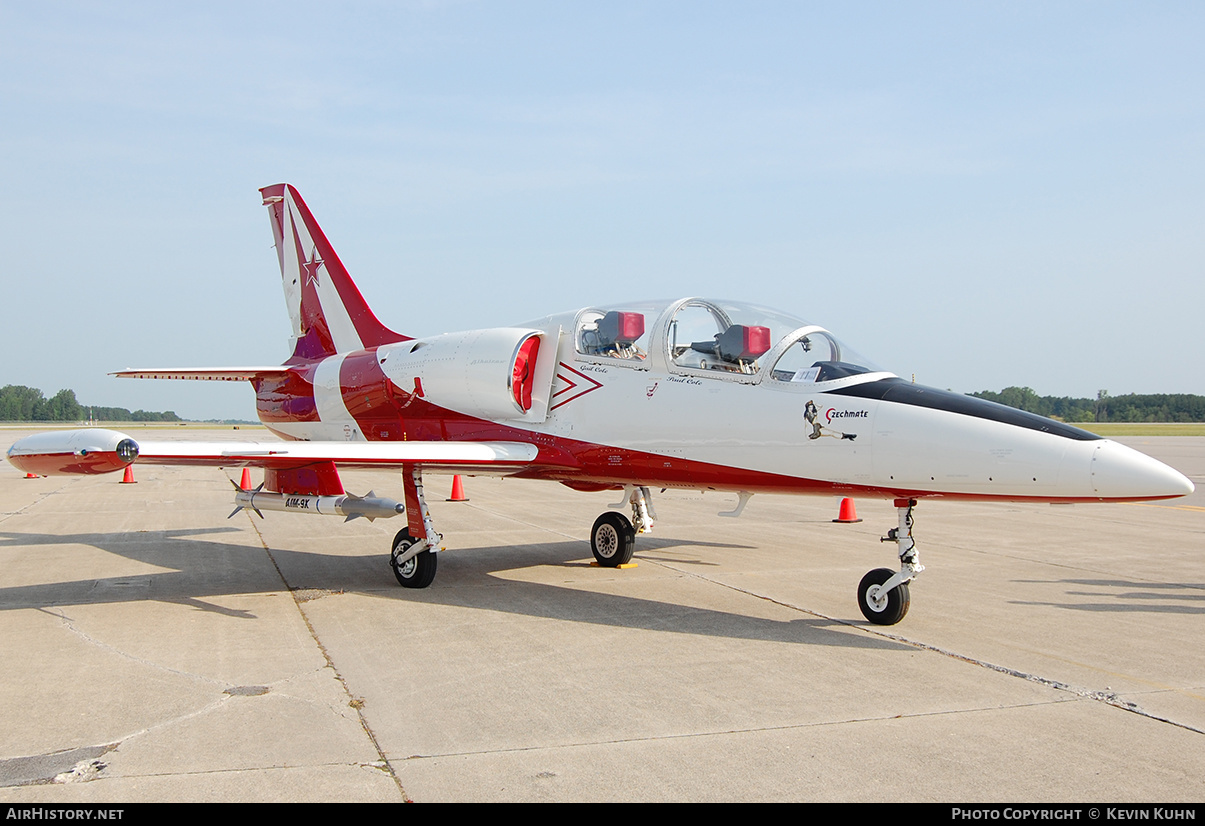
[857,567,910,625]
[590,512,635,567]
[391,528,438,588]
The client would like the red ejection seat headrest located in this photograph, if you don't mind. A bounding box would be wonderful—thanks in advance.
[598,311,645,348]
[715,324,771,363]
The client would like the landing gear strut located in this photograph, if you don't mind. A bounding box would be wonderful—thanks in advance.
[858,498,924,625]
[390,466,444,589]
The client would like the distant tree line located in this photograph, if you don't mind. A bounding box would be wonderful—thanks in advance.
[0,385,181,422]
[971,387,1205,423]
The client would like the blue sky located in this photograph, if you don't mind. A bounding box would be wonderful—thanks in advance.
[1,2,1201,420]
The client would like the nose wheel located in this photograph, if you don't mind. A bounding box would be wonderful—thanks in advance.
[858,567,911,624]
[858,498,923,625]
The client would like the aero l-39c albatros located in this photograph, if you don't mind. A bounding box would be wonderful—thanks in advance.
[8,185,1194,624]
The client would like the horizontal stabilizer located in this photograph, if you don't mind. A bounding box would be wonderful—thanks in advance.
[113,368,292,382]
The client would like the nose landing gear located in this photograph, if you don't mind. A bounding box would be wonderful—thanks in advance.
[859,498,923,625]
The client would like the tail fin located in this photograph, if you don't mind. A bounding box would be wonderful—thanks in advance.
[260,184,409,361]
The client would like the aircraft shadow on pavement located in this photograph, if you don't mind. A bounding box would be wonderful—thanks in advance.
[1011,577,1205,615]
[0,528,907,651]
[0,527,270,618]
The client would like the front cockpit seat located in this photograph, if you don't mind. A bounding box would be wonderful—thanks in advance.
[690,324,772,371]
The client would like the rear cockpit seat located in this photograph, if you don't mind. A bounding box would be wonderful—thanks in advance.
[688,324,771,373]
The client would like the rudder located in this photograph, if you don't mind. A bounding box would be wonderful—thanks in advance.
[260,184,409,361]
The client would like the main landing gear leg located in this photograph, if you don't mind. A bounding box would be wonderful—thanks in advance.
[591,485,654,567]
[858,498,924,625]
[391,466,444,589]
[626,485,656,535]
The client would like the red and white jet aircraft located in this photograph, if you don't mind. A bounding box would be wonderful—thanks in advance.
[8,184,1194,624]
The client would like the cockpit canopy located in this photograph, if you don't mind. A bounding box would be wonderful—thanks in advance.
[572,297,885,384]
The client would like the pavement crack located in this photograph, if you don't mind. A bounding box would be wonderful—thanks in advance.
[0,475,81,525]
[398,701,1066,761]
[41,606,230,689]
[239,500,411,802]
[649,558,1205,737]
[864,633,1205,736]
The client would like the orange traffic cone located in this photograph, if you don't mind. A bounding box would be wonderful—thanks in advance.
[447,474,468,502]
[120,465,136,484]
[240,468,252,490]
[833,497,861,523]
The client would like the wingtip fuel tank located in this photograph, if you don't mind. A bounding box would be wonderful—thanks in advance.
[6,429,138,476]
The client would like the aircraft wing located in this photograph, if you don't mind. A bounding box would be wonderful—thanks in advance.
[133,438,539,472]
[7,428,541,477]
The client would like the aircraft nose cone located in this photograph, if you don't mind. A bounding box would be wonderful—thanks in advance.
[1090,440,1195,500]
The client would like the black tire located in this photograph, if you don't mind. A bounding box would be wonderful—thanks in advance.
[857,567,910,625]
[391,528,438,588]
[590,512,635,567]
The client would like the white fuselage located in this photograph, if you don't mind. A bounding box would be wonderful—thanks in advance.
[262,303,1191,504]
